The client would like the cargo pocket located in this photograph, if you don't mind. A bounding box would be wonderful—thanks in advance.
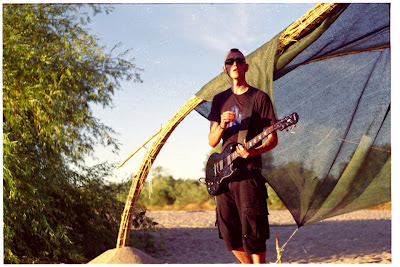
[242,207,269,253]
[244,208,268,239]
[245,177,269,216]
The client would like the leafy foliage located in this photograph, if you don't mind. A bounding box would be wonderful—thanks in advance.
[3,4,143,263]
[138,168,213,209]
[136,167,284,210]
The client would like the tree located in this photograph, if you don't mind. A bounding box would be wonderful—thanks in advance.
[140,174,177,207]
[3,4,142,263]
[174,179,210,206]
[138,166,213,208]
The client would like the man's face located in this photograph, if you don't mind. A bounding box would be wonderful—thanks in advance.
[223,51,248,79]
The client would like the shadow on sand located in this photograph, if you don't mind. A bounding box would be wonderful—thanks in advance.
[151,219,391,264]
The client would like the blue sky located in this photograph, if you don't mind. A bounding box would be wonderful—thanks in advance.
[85,3,320,182]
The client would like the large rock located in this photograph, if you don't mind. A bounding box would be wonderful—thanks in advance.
[88,246,163,264]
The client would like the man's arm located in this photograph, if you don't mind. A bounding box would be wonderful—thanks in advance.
[208,111,236,147]
[208,121,224,148]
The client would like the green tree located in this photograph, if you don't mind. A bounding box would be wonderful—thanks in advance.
[138,167,213,208]
[3,4,142,263]
[140,175,176,207]
[174,179,211,206]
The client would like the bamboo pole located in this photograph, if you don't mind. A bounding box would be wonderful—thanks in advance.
[277,3,341,53]
[276,233,282,263]
[115,128,162,170]
[116,95,203,248]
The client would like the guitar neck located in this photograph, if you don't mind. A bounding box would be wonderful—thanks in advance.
[230,124,277,162]
[214,112,297,175]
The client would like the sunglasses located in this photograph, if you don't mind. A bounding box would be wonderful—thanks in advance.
[225,58,246,65]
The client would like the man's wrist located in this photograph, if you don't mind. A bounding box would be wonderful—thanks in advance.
[219,124,226,130]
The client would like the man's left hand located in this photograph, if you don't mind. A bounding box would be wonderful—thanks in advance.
[236,139,250,158]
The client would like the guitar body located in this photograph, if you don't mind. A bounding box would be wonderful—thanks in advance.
[205,143,242,196]
[203,112,299,196]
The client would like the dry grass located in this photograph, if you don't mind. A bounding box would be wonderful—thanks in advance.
[145,202,216,211]
[369,202,391,210]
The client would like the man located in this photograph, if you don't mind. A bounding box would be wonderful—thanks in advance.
[208,48,278,264]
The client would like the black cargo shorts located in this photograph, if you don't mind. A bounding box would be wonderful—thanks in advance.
[215,169,270,255]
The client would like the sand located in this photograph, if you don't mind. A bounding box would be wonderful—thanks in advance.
[88,247,163,264]
[142,209,391,264]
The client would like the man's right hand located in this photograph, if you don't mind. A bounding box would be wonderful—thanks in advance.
[209,111,236,147]
[220,111,236,129]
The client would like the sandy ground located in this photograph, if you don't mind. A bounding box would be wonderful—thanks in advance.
[143,209,391,264]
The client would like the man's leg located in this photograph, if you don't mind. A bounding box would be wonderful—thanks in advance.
[232,247,253,264]
[232,248,266,264]
[252,251,266,264]
[233,174,269,264]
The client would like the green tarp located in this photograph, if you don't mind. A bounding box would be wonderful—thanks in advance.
[195,3,390,226]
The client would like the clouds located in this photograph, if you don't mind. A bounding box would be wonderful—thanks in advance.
[158,3,313,56]
[113,3,313,56]
[160,4,267,54]
[199,5,263,53]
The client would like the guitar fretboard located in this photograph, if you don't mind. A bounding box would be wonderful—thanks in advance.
[214,124,279,174]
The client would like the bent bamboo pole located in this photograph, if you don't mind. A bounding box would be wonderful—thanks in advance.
[277,3,341,53]
[116,95,203,247]
[115,128,162,170]
[115,3,340,248]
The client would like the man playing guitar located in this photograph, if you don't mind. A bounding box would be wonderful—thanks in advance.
[207,48,279,264]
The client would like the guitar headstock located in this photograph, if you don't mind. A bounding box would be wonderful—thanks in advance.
[276,112,299,131]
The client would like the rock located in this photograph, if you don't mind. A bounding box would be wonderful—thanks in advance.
[88,246,163,264]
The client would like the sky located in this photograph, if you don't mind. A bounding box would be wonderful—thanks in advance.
[84,3,319,183]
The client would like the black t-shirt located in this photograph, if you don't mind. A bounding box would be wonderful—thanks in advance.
[208,86,277,169]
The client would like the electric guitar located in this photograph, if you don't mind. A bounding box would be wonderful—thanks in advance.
[204,112,299,196]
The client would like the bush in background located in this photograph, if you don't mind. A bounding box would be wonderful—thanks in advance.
[137,167,283,210]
